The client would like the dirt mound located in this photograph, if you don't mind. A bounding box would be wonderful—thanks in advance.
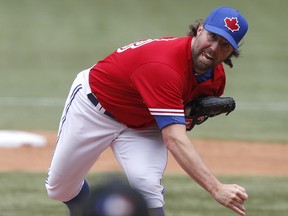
[0,131,287,175]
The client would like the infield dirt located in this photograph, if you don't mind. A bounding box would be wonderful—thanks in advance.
[0,131,287,175]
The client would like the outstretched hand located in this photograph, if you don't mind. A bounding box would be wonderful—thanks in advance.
[212,183,248,216]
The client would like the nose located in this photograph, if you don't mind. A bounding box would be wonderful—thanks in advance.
[210,41,220,52]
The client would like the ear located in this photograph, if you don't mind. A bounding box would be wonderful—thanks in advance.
[196,24,204,36]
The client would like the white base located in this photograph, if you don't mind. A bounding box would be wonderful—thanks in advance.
[0,130,47,148]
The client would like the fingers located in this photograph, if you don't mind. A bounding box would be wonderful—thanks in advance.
[237,191,248,202]
[215,184,248,216]
[232,194,244,204]
[235,185,248,201]
[230,200,246,216]
[230,185,248,215]
[228,195,246,215]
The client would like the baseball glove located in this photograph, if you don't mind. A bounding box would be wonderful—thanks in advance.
[184,96,236,131]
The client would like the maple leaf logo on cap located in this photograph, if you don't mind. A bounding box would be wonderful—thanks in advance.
[224,17,240,32]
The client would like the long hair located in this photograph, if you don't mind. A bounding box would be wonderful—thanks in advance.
[187,20,240,68]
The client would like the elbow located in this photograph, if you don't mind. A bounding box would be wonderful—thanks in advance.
[161,124,187,151]
[163,135,176,151]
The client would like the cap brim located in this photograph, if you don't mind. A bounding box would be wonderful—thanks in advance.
[204,24,238,51]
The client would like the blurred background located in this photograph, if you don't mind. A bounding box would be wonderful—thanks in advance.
[0,0,287,142]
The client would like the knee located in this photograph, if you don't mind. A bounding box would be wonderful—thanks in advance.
[45,178,81,202]
[46,185,61,201]
[45,182,69,202]
[129,176,165,208]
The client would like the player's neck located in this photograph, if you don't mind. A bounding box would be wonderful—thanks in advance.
[193,68,213,75]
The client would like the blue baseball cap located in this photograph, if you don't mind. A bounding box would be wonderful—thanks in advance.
[204,6,248,51]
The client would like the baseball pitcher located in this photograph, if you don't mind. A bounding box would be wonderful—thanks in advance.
[45,6,249,216]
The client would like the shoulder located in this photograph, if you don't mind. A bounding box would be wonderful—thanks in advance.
[214,64,226,78]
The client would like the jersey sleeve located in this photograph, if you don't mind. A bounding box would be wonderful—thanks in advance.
[154,115,186,129]
[130,62,185,128]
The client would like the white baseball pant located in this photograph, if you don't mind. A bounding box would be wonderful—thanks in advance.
[45,69,168,208]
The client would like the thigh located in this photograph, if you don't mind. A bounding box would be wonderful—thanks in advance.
[111,126,168,208]
[46,72,123,201]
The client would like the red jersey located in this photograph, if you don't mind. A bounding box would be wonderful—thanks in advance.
[89,36,226,129]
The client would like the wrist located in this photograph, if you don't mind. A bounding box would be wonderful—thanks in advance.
[207,180,222,196]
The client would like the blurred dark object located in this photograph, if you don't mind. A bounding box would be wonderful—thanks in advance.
[82,180,149,216]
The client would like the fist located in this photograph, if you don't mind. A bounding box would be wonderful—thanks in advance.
[212,183,248,216]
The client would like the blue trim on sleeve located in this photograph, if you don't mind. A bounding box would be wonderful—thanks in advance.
[154,115,186,129]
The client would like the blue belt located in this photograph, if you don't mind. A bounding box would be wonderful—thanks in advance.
[87,93,115,118]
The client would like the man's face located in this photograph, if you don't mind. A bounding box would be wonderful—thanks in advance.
[192,24,234,74]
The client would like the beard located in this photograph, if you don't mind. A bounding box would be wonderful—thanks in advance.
[192,48,216,74]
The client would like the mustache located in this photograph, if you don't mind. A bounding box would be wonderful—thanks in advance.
[203,48,215,58]
[193,48,215,58]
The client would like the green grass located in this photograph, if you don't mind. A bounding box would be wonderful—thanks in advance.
[0,172,287,216]
[189,109,288,143]
[0,0,287,142]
